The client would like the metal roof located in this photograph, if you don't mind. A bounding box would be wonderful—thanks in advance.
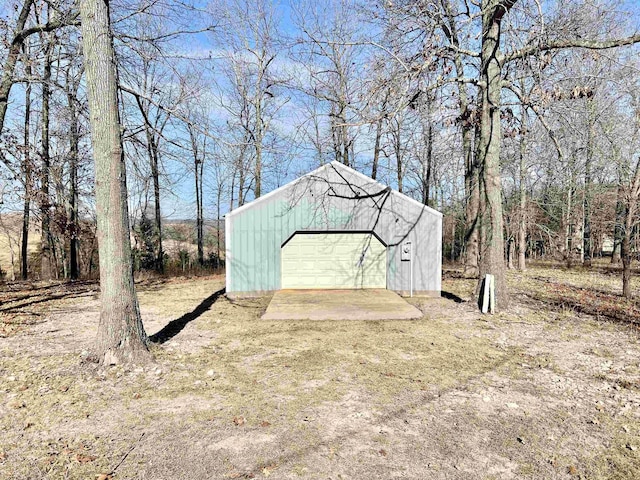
[225,161,443,219]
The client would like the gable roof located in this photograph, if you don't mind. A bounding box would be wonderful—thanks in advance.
[226,161,442,219]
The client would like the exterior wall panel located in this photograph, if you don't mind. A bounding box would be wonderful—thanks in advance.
[226,162,442,296]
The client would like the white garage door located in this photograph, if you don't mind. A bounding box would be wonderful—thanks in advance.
[281,232,387,289]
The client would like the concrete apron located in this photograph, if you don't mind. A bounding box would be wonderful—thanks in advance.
[261,289,423,321]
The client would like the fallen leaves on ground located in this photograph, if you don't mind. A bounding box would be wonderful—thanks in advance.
[76,453,97,464]
[232,416,245,426]
[516,275,640,327]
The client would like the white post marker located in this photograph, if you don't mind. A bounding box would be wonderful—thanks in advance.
[401,241,413,297]
[481,273,495,314]
[488,274,495,314]
[410,242,413,298]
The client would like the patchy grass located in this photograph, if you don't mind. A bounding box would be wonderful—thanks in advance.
[1,265,640,479]
[0,281,98,337]
[511,262,640,328]
[0,213,39,281]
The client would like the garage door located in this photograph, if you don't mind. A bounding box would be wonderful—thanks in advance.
[281,232,387,289]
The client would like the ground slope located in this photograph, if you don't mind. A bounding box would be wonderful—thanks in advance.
[0,266,638,479]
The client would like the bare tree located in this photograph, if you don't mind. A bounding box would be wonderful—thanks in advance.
[20,40,33,280]
[39,14,56,279]
[210,0,286,200]
[79,0,149,364]
[0,0,78,135]
[621,156,640,299]
[63,51,84,280]
[291,0,363,168]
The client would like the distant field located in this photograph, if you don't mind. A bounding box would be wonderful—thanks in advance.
[0,213,39,280]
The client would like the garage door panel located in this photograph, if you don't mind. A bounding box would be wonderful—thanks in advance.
[281,232,386,289]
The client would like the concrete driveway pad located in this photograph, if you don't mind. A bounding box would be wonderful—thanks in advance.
[261,289,423,321]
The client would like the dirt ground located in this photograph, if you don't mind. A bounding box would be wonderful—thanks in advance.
[1,263,639,479]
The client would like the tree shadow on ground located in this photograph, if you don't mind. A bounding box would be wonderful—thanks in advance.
[0,285,97,314]
[149,287,225,344]
[441,290,464,303]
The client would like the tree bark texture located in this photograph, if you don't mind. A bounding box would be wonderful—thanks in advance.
[189,126,205,266]
[622,159,640,299]
[371,89,389,181]
[463,125,480,277]
[0,0,34,135]
[392,119,404,193]
[67,81,80,280]
[21,44,32,280]
[582,98,595,267]
[254,84,263,199]
[80,0,150,364]
[476,0,514,309]
[441,0,479,276]
[422,118,433,206]
[40,33,55,280]
[612,184,624,263]
[517,98,527,270]
[372,116,383,181]
[148,132,164,273]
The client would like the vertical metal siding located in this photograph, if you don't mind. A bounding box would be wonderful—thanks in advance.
[227,162,442,294]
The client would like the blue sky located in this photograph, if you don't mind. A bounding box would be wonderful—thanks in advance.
[2,0,640,222]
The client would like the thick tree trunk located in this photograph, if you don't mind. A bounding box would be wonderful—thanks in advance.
[80,0,150,364]
[476,0,512,309]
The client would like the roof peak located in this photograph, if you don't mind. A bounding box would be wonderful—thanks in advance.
[226,161,442,218]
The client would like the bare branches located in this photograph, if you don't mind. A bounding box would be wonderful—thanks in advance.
[13,11,80,44]
[117,25,215,44]
[507,33,640,63]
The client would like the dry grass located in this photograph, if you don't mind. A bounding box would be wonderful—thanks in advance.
[0,213,39,281]
[1,265,639,479]
[510,261,640,328]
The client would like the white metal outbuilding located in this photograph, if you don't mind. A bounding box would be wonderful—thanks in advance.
[225,161,442,297]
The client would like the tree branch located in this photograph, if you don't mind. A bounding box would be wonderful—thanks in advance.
[14,12,80,44]
[506,33,640,63]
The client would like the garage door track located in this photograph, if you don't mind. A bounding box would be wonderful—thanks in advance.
[261,289,423,321]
